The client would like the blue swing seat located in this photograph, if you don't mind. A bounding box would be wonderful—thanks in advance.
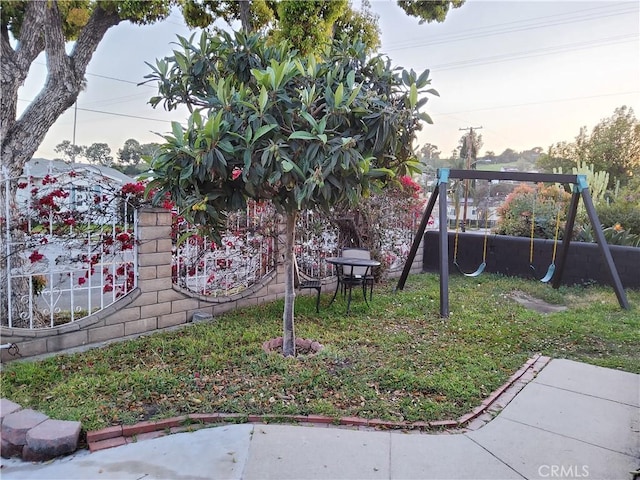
[530,263,555,283]
[454,261,486,278]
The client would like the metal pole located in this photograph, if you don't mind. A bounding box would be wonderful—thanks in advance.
[2,167,13,327]
[438,169,450,318]
[72,101,78,162]
[578,177,630,309]
[395,185,439,291]
[552,189,580,289]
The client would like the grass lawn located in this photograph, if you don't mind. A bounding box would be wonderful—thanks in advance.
[1,273,638,431]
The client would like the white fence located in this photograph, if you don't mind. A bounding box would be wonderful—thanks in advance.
[172,201,278,297]
[1,162,138,329]
[2,163,422,331]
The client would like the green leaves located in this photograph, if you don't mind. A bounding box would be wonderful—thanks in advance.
[253,124,277,142]
[281,160,294,172]
[289,131,317,141]
[409,83,418,109]
[334,83,344,107]
[147,31,438,233]
[258,87,268,114]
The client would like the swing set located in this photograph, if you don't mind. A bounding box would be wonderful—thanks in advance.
[452,182,490,278]
[528,188,563,283]
[396,168,630,317]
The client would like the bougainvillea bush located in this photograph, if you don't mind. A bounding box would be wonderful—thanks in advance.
[171,200,279,297]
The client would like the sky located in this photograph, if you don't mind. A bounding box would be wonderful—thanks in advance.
[19,0,640,161]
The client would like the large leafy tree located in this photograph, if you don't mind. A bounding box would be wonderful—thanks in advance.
[536,106,640,187]
[54,139,85,163]
[1,0,462,177]
[145,31,437,356]
[577,106,639,186]
[1,0,178,178]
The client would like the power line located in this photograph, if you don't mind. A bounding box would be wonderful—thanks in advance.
[384,4,638,51]
[385,3,615,48]
[81,91,152,108]
[439,91,640,117]
[33,61,157,88]
[19,88,639,127]
[17,98,173,123]
[427,34,638,71]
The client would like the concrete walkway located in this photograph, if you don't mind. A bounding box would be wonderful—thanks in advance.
[2,359,638,479]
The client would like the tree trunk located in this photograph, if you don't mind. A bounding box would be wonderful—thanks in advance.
[238,1,254,33]
[282,211,297,357]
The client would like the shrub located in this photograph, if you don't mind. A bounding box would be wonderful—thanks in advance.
[595,180,640,234]
[495,183,570,239]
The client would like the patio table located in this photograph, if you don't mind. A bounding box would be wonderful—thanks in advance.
[325,256,380,313]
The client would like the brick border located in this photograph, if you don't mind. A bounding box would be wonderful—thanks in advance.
[85,354,551,452]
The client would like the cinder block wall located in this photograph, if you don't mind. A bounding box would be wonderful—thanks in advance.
[422,231,639,289]
[1,208,423,361]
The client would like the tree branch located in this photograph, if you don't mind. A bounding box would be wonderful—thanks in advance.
[1,1,46,144]
[71,5,121,76]
[44,1,70,80]
[1,1,121,176]
[13,1,46,75]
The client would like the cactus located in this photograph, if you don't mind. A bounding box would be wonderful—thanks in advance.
[572,160,609,205]
[554,162,609,205]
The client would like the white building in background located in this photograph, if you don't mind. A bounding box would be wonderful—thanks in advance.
[16,158,135,222]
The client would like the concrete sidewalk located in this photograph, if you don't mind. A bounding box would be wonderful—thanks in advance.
[2,359,638,479]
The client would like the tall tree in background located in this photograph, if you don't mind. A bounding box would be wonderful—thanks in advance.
[578,106,639,186]
[54,139,85,163]
[417,143,440,191]
[536,106,639,187]
[536,142,577,175]
[458,129,482,231]
[458,129,483,164]
[84,142,113,167]
[118,139,143,167]
[145,32,437,356]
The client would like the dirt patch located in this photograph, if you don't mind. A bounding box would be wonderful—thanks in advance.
[262,337,324,356]
[507,291,568,314]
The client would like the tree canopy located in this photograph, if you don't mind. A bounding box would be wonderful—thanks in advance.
[396,0,465,24]
[1,0,463,178]
[146,29,437,226]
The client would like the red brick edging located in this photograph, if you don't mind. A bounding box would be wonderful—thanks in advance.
[86,354,551,452]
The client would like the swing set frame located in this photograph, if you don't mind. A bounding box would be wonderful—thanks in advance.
[396,168,630,317]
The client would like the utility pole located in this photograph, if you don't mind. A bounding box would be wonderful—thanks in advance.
[459,126,482,232]
[72,101,78,163]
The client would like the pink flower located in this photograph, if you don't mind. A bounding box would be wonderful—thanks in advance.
[231,168,242,180]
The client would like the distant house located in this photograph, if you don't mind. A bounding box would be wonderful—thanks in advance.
[17,158,136,223]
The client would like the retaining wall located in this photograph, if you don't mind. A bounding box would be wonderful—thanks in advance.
[422,231,639,289]
[1,208,423,362]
